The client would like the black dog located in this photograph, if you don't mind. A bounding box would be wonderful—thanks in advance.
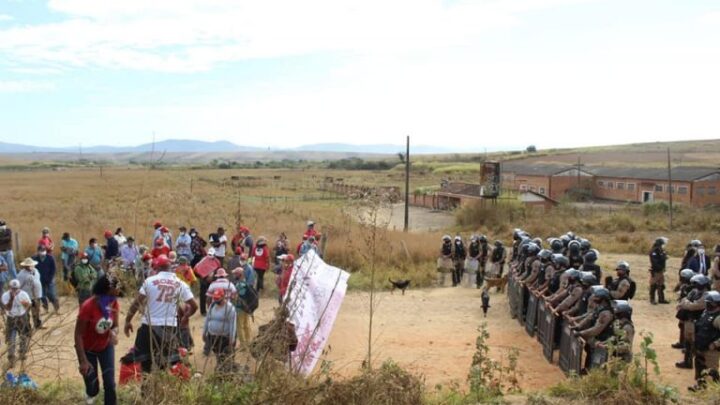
[389,278,411,295]
[481,290,491,317]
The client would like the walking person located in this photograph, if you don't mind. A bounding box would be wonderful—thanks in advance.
[252,237,270,292]
[3,279,32,368]
[278,254,295,304]
[452,236,466,287]
[60,232,79,282]
[195,249,222,316]
[17,258,43,330]
[74,275,121,405]
[189,228,207,267]
[489,240,507,278]
[33,246,60,314]
[123,255,198,373]
[0,220,17,288]
[232,267,257,349]
[203,289,237,373]
[71,253,98,305]
[175,226,192,261]
[38,227,54,254]
[649,237,670,304]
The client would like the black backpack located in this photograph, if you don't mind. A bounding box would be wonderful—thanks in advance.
[626,277,637,300]
[237,283,259,314]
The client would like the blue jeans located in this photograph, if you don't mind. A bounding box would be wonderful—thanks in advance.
[82,345,116,405]
[41,281,59,310]
[0,250,16,284]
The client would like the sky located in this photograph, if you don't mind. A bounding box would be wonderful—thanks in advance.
[1,0,720,150]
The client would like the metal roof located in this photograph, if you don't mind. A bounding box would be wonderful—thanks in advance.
[501,161,720,182]
[500,162,574,176]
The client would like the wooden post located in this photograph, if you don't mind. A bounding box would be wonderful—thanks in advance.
[404,135,410,232]
[667,148,673,230]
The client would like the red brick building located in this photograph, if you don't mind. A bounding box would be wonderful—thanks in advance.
[501,163,720,208]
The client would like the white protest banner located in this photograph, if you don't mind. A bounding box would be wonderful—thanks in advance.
[285,249,350,375]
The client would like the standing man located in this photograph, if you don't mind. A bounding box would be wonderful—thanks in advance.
[85,238,104,273]
[451,236,466,287]
[189,228,207,267]
[0,220,17,287]
[71,252,98,305]
[103,230,120,265]
[607,261,635,300]
[175,226,192,262]
[60,232,79,282]
[38,227,54,254]
[489,241,507,278]
[33,246,60,314]
[209,227,228,267]
[2,279,32,368]
[649,237,670,305]
[123,255,197,373]
[120,237,139,270]
[17,258,43,330]
[689,241,712,276]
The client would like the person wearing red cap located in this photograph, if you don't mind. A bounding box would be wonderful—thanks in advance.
[207,268,237,302]
[103,230,120,266]
[38,227,54,255]
[203,289,236,372]
[278,254,295,304]
[231,226,253,255]
[151,237,170,259]
[160,226,173,249]
[151,221,163,245]
[252,237,270,292]
[124,254,197,374]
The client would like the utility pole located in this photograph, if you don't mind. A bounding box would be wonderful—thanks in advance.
[667,148,673,230]
[404,135,410,232]
[576,156,582,188]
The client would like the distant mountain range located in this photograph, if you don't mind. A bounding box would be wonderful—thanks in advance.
[0,139,462,155]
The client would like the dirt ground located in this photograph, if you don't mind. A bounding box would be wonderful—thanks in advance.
[8,253,699,395]
[355,203,455,232]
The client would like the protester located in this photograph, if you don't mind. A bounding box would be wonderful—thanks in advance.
[232,267,257,348]
[151,237,170,259]
[113,227,127,247]
[189,228,207,267]
[298,236,318,257]
[2,279,32,368]
[278,254,295,304]
[196,249,222,316]
[33,246,59,314]
[274,233,289,265]
[60,232,79,282]
[207,268,237,301]
[226,247,245,272]
[175,226,192,261]
[120,237,139,270]
[203,289,237,373]
[152,221,163,243]
[104,230,120,263]
[209,227,228,266]
[85,238,104,272]
[175,256,197,286]
[123,254,197,373]
[74,275,120,405]
[160,226,173,248]
[304,220,320,240]
[252,237,270,292]
[17,257,43,329]
[71,253,98,305]
[38,227,54,254]
[231,225,253,254]
[0,220,17,285]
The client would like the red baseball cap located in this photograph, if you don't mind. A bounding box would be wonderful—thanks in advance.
[153,221,162,228]
[104,230,113,238]
[212,289,225,300]
[153,254,170,268]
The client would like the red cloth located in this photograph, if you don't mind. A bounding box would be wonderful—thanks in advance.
[303,229,320,240]
[295,242,303,255]
[151,245,170,258]
[252,244,270,270]
[119,362,142,385]
[279,266,294,297]
[77,297,119,352]
[194,256,221,278]
[38,236,54,253]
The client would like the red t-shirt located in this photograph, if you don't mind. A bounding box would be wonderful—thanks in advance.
[252,245,270,270]
[78,297,119,352]
[151,245,170,258]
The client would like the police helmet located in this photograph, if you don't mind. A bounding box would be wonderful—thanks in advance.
[592,287,611,300]
[584,249,599,263]
[565,268,581,282]
[470,235,479,242]
[691,274,710,287]
[579,239,592,251]
[613,300,633,317]
[560,234,571,247]
[654,236,669,246]
[568,240,581,253]
[479,235,488,243]
[566,231,576,240]
[494,240,503,247]
[552,254,569,268]
[615,261,630,273]
[532,237,543,247]
[550,238,564,253]
[679,269,695,282]
[538,249,552,260]
[705,291,720,305]
[513,229,523,240]
[527,243,540,256]
[442,235,451,242]
[691,239,703,248]
[580,272,597,286]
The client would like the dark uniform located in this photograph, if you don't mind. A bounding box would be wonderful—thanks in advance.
[690,291,720,391]
[649,240,669,304]
[452,238,466,287]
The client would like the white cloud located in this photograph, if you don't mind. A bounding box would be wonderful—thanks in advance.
[0,0,600,72]
[0,14,14,22]
[0,80,55,92]
[698,10,720,25]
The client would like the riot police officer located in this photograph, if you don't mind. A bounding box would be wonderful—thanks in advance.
[689,290,720,391]
[672,268,697,350]
[607,261,635,300]
[676,274,711,369]
[649,237,670,305]
[574,287,615,370]
[581,249,602,284]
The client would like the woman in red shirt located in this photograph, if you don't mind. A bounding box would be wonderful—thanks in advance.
[278,254,295,304]
[74,274,121,405]
[252,237,270,292]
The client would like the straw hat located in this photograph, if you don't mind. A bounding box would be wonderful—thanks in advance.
[20,258,38,267]
[215,268,228,278]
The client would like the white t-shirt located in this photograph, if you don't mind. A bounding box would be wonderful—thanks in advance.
[207,278,237,299]
[215,235,228,257]
[2,290,31,317]
[138,271,193,327]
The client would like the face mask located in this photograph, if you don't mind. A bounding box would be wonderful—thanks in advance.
[39,252,47,258]
[180,232,186,236]
[81,259,89,264]
[92,244,98,248]
[191,233,197,238]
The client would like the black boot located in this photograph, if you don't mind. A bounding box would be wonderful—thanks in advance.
[676,343,693,369]
[658,285,670,304]
[649,285,657,305]
[672,324,685,349]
